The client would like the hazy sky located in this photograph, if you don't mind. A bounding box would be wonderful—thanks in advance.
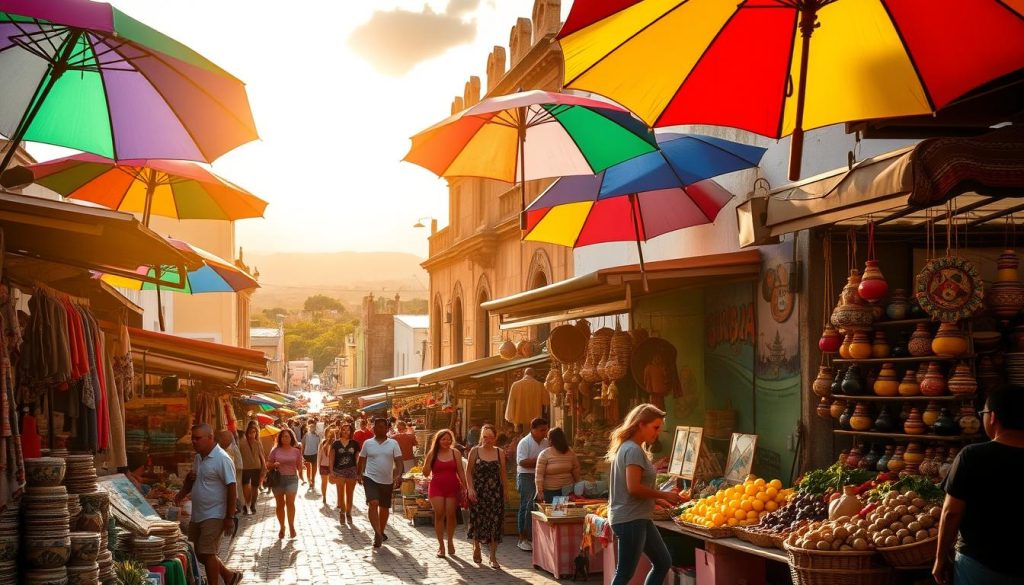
[28,0,570,257]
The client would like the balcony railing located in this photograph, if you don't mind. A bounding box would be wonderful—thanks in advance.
[428,226,454,257]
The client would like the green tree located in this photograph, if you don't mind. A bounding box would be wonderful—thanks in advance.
[304,294,344,313]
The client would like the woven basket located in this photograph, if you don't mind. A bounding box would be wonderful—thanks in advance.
[733,526,785,549]
[877,536,937,568]
[785,543,881,571]
[789,566,893,585]
[704,408,736,439]
[674,519,733,539]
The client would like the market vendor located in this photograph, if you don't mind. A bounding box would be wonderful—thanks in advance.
[126,452,151,495]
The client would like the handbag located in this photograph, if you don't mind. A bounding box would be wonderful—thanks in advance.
[265,469,281,489]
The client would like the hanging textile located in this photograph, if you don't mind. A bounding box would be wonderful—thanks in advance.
[0,283,25,511]
[103,333,127,469]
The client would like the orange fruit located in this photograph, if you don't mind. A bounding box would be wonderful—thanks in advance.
[734,509,746,520]
[740,500,753,512]
[765,487,778,499]
[753,478,766,488]
[751,499,765,512]
[769,479,783,490]
[744,484,757,496]
[746,510,758,521]
[765,501,778,513]
[711,513,725,526]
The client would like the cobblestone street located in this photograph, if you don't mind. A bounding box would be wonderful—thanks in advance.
[218,484,567,585]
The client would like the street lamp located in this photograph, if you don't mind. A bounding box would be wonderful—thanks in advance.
[412,216,433,228]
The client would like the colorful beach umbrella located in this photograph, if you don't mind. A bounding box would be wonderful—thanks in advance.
[0,0,258,172]
[100,238,258,294]
[13,153,267,226]
[558,0,1024,179]
[404,90,657,211]
[259,425,281,439]
[254,413,274,426]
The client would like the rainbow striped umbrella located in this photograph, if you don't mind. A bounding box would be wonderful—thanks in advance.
[558,0,1024,179]
[16,153,266,226]
[101,238,258,294]
[404,90,657,211]
[0,0,257,172]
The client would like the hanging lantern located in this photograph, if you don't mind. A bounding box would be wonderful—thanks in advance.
[858,259,888,303]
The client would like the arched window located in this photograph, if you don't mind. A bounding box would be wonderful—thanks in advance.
[477,291,490,358]
[452,296,464,363]
[431,297,443,368]
[530,270,550,342]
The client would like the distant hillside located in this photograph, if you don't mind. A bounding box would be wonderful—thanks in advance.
[246,251,428,311]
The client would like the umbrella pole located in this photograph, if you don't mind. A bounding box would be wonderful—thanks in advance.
[0,31,83,175]
[518,106,528,230]
[142,169,158,227]
[629,194,649,292]
[787,6,818,181]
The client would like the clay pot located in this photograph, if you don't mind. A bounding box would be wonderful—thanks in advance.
[919,362,948,396]
[932,322,969,357]
[887,447,906,473]
[898,370,920,397]
[812,365,834,398]
[845,445,864,468]
[23,458,66,487]
[76,510,103,533]
[848,331,873,360]
[907,323,934,357]
[819,324,843,353]
[903,442,924,464]
[839,333,853,359]
[850,403,873,431]
[69,532,100,564]
[899,459,921,478]
[831,269,875,332]
[22,535,70,570]
[957,404,982,435]
[873,363,899,396]
[919,447,936,477]
[876,446,894,472]
[828,485,864,520]
[886,289,909,320]
[873,406,897,432]
[831,368,845,397]
[839,402,856,429]
[498,340,517,360]
[922,401,941,427]
[840,366,863,396]
[988,281,1024,320]
[830,399,848,420]
[947,361,978,395]
[933,408,958,436]
[516,339,536,358]
[871,331,891,358]
[903,408,928,435]
[863,445,881,470]
[816,397,833,420]
[858,259,888,303]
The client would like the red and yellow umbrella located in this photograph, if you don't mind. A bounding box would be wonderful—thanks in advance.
[559,0,1024,179]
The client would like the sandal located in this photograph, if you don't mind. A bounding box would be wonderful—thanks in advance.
[489,559,501,570]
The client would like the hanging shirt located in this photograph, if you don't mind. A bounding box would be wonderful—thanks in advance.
[504,376,549,426]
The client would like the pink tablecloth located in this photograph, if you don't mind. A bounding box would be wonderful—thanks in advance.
[531,513,603,579]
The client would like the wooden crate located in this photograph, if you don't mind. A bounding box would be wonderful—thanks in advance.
[403,504,418,520]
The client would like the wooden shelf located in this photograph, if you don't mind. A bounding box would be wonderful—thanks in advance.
[830,394,971,402]
[833,355,975,365]
[871,318,933,328]
[832,429,982,442]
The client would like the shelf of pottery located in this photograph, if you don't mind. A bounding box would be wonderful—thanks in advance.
[814,248,1023,480]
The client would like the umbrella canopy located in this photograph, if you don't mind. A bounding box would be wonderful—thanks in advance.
[404,90,658,210]
[558,0,1024,179]
[259,425,281,439]
[254,413,274,425]
[271,407,298,417]
[0,0,258,172]
[16,153,267,226]
[101,237,258,294]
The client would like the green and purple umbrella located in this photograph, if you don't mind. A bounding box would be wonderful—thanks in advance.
[0,0,258,172]
[101,238,258,294]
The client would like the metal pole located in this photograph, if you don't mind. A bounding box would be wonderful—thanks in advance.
[518,106,528,230]
[142,168,158,226]
[787,6,818,181]
[629,194,649,292]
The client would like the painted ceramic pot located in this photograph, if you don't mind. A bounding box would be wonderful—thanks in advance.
[839,402,856,430]
[839,332,854,359]
[887,447,906,473]
[23,535,70,570]
[920,362,948,396]
[899,459,921,478]
[919,448,936,477]
[819,324,843,353]
[871,331,891,358]
[858,259,889,303]
[978,355,1001,391]
[816,397,833,420]
[76,510,103,534]
[68,532,100,564]
[947,361,978,395]
[904,407,928,435]
[66,564,100,585]
[903,442,924,464]
[23,458,66,487]
[845,445,864,468]
[812,365,834,398]
[873,363,899,396]
[922,400,941,427]
[996,249,1021,282]
[840,365,864,396]
[886,289,909,320]
[77,492,109,516]
[850,403,873,431]
[873,406,897,432]
[831,368,845,397]
[907,323,934,357]
[933,408,958,436]
[957,404,982,435]
[863,445,882,470]
[832,269,875,332]
[932,322,969,357]
[830,399,848,420]
[876,446,894,472]
[988,281,1024,320]
[898,370,920,396]
[848,331,873,360]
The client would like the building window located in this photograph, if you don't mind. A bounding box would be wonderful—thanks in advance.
[452,296,464,363]
[432,300,442,368]
[477,290,490,358]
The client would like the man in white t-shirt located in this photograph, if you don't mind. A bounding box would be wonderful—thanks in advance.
[302,423,321,493]
[515,417,550,551]
[357,417,403,549]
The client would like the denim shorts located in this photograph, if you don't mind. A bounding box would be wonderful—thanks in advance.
[272,474,298,496]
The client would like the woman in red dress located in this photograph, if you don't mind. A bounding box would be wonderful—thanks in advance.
[423,428,467,558]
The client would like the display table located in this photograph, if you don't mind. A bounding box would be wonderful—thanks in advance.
[531,511,603,579]
[653,521,789,564]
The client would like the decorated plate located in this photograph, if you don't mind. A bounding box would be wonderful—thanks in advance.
[915,256,984,322]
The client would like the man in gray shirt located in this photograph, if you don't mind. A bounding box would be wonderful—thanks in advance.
[175,423,241,585]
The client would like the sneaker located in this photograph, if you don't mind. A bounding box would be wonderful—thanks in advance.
[517,541,533,552]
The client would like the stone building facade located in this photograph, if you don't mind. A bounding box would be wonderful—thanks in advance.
[357,293,401,385]
[423,0,572,369]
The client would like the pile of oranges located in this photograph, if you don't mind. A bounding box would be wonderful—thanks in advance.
[678,478,794,528]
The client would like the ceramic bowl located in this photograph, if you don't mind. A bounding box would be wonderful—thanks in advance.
[68,533,100,563]
[76,492,109,515]
[23,567,68,585]
[24,458,66,487]
[65,563,98,585]
[26,486,68,497]
[23,535,71,569]
[0,534,17,561]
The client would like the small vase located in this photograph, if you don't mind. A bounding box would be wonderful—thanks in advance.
[858,259,888,304]
[845,445,864,468]
[903,442,924,464]
[877,445,894,472]
[886,289,909,320]
[832,269,875,332]
[920,362,948,396]
[839,332,854,359]
[887,447,906,473]
[898,370,920,396]
[850,403,873,431]
[932,322,969,357]
[828,485,865,519]
[871,331,891,358]
[841,365,864,396]
[988,281,1024,320]
[947,361,978,395]
[830,399,848,420]
[831,368,845,396]
[873,406,897,432]
[908,323,934,357]
[873,363,899,396]
[957,404,982,435]
[900,459,921,478]
[919,447,936,477]
[922,400,941,427]
[816,397,833,420]
[933,408,958,436]
[863,445,881,470]
[839,402,856,430]
[813,365,834,398]
[904,407,927,435]
[819,324,843,353]
[848,331,873,360]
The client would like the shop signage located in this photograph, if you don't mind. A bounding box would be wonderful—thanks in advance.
[705,302,756,348]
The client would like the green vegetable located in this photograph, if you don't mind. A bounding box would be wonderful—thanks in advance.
[866,475,944,502]
[796,463,876,495]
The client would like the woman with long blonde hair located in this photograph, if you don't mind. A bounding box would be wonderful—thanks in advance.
[607,404,681,585]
